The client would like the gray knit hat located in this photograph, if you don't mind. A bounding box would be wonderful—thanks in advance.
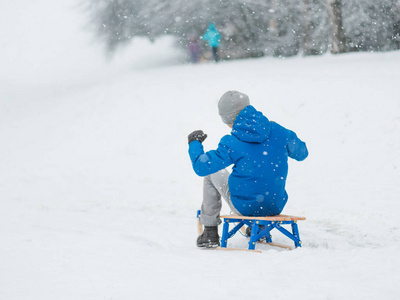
[218,91,250,124]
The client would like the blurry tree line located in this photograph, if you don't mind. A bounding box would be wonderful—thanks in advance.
[84,0,400,60]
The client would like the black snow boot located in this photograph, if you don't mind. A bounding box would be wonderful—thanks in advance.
[245,225,267,242]
[196,226,220,248]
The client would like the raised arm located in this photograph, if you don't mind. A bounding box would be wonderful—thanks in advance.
[287,130,308,161]
[188,135,233,177]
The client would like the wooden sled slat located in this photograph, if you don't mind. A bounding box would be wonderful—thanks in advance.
[197,217,203,235]
[259,241,295,250]
[206,247,262,253]
[220,214,306,222]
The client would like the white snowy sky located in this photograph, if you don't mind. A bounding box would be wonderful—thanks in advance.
[0,0,107,85]
[0,0,183,88]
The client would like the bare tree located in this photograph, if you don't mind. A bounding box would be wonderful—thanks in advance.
[327,0,347,53]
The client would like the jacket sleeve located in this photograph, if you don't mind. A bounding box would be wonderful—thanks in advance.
[287,130,308,161]
[188,138,233,177]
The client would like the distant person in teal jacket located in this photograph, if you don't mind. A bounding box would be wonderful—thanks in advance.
[202,23,221,62]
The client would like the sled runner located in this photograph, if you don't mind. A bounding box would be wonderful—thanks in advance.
[197,210,306,252]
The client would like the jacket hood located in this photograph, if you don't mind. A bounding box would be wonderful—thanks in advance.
[231,105,271,143]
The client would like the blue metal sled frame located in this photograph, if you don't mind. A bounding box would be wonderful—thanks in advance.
[220,215,304,251]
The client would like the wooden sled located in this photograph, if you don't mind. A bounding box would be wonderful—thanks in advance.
[197,210,306,252]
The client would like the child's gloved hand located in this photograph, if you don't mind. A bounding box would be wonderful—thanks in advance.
[188,130,207,144]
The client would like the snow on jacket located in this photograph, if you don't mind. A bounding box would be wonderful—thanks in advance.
[189,105,308,216]
[202,23,221,48]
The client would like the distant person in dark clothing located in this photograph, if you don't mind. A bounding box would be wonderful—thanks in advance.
[188,35,200,63]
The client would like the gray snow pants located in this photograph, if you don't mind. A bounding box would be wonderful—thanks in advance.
[200,169,241,226]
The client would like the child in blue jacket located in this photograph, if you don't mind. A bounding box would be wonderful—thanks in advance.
[188,91,308,247]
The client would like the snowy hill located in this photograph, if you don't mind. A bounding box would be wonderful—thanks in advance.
[1,1,400,297]
[1,49,400,299]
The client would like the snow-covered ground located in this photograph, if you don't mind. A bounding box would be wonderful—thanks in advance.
[1,1,400,299]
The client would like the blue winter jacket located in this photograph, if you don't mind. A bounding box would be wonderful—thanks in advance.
[189,105,308,216]
[202,23,221,48]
